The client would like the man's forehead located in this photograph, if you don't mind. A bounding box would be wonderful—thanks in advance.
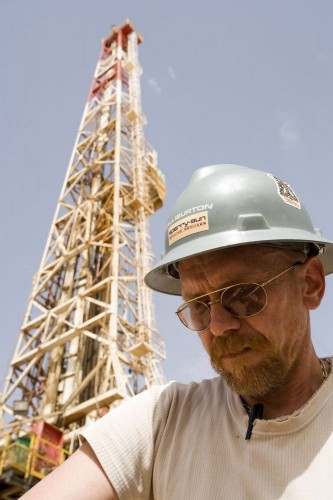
[178,245,277,272]
[178,245,293,298]
[177,246,277,299]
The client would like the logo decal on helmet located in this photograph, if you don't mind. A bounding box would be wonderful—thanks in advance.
[268,174,301,209]
[168,211,209,245]
[167,204,213,227]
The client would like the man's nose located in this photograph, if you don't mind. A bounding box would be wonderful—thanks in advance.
[209,302,241,336]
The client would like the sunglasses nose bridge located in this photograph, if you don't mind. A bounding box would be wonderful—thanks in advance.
[207,297,222,307]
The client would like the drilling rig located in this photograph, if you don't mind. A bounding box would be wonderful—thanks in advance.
[0,20,166,497]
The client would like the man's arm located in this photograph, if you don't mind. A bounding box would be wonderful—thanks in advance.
[21,440,118,499]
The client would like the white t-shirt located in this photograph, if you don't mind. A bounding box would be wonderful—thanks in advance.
[80,359,333,499]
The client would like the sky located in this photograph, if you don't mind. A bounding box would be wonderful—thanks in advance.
[1,0,333,387]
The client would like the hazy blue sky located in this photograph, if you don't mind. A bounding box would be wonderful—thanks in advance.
[1,0,333,386]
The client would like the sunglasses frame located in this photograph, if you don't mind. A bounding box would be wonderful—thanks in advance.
[176,261,302,332]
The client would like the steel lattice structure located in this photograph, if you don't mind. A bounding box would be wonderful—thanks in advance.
[0,20,166,442]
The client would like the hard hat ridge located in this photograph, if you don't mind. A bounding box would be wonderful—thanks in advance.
[144,164,333,295]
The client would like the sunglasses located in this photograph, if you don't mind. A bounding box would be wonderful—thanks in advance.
[176,262,302,332]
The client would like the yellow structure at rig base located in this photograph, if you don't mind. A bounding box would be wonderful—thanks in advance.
[0,424,71,498]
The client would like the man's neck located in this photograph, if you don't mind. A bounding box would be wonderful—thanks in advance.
[241,356,330,420]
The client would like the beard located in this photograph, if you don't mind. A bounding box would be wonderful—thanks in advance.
[210,333,290,399]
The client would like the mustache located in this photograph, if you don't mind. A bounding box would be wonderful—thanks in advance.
[210,332,272,358]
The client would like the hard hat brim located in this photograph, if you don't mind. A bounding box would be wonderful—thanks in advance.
[145,230,333,295]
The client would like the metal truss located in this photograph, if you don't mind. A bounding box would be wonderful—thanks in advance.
[0,20,166,437]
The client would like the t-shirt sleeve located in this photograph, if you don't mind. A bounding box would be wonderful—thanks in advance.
[79,383,173,500]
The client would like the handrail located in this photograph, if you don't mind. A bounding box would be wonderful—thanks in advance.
[0,431,71,480]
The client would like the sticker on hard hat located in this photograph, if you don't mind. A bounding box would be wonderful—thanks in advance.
[268,174,301,209]
[168,211,209,245]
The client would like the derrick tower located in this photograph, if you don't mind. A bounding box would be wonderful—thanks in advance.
[0,20,166,495]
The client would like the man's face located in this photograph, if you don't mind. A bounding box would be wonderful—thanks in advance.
[178,246,311,399]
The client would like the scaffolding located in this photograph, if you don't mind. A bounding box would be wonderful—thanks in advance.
[0,20,166,497]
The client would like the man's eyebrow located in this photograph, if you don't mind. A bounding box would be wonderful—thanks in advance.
[187,286,227,302]
[181,270,267,302]
[181,289,202,302]
[181,276,236,302]
[182,292,203,302]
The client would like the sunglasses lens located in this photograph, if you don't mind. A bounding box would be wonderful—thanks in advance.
[222,283,267,317]
[178,301,211,331]
[177,283,267,331]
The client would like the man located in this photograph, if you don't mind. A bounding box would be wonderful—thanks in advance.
[22,164,333,499]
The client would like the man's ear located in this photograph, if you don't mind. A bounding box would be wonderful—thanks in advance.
[302,257,325,310]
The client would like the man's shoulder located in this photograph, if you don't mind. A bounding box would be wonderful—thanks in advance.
[154,375,224,394]
[168,375,226,395]
[150,376,229,414]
